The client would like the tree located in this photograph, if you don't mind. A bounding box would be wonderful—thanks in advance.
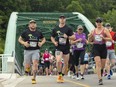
[66,0,84,13]
[103,9,116,31]
[0,0,116,53]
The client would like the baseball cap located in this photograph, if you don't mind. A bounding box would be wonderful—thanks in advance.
[77,25,83,29]
[29,20,36,23]
[59,15,65,18]
[105,23,111,28]
[96,17,103,23]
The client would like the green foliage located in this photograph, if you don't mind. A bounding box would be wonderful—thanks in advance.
[0,0,116,52]
[103,9,116,31]
[0,38,4,54]
[66,0,84,13]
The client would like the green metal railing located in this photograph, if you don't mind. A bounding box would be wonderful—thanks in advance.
[4,12,95,75]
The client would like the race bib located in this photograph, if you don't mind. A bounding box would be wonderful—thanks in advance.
[29,41,37,47]
[55,51,61,56]
[76,42,83,48]
[41,60,44,63]
[59,37,66,45]
[106,41,112,47]
[95,35,102,42]
[45,58,49,61]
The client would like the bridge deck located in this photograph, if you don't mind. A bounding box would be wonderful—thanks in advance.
[1,73,116,87]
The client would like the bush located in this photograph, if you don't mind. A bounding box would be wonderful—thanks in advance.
[0,39,4,54]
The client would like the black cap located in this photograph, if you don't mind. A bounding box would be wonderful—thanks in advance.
[29,20,36,23]
[96,17,103,23]
[59,15,65,18]
[105,23,111,27]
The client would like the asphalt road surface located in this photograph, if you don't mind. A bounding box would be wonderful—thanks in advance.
[12,73,116,87]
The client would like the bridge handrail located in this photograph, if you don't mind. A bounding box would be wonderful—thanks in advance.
[0,53,23,75]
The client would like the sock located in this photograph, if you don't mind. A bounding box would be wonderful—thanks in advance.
[59,72,62,75]
[101,69,103,77]
[76,73,79,77]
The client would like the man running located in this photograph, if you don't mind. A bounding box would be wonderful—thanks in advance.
[51,15,74,83]
[18,20,46,84]
[105,23,116,79]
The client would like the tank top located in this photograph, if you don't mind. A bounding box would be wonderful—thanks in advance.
[72,33,86,50]
[43,53,50,61]
[93,28,106,44]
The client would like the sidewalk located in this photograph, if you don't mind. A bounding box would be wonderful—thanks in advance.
[0,73,21,87]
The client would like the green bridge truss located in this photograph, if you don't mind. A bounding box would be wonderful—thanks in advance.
[4,12,95,74]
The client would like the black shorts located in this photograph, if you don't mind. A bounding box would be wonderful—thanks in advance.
[93,44,107,59]
[73,50,85,66]
[84,61,88,64]
[44,61,50,69]
[56,47,70,54]
[38,64,45,69]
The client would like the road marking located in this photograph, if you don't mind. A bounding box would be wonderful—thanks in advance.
[65,79,90,87]
[54,76,90,87]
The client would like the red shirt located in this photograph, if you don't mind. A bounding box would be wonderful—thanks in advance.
[43,53,50,61]
[107,31,116,50]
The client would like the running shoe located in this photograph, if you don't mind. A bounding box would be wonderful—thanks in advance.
[72,75,76,79]
[32,79,36,84]
[76,77,80,80]
[107,75,111,79]
[81,76,84,80]
[99,79,103,85]
[60,76,64,83]
[26,68,31,72]
[80,74,84,80]
[25,68,31,75]
[57,75,62,83]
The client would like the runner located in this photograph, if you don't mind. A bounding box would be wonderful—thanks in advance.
[70,25,88,80]
[83,52,90,75]
[18,20,46,84]
[88,17,112,85]
[49,51,55,76]
[38,53,45,75]
[105,23,116,79]
[51,15,74,83]
[67,45,75,78]
[43,49,50,76]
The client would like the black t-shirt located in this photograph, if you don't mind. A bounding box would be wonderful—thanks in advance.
[51,25,73,49]
[21,29,44,50]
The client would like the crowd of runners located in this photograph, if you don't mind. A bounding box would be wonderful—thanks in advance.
[18,15,116,85]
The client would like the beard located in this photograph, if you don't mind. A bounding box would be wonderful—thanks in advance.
[30,27,36,31]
